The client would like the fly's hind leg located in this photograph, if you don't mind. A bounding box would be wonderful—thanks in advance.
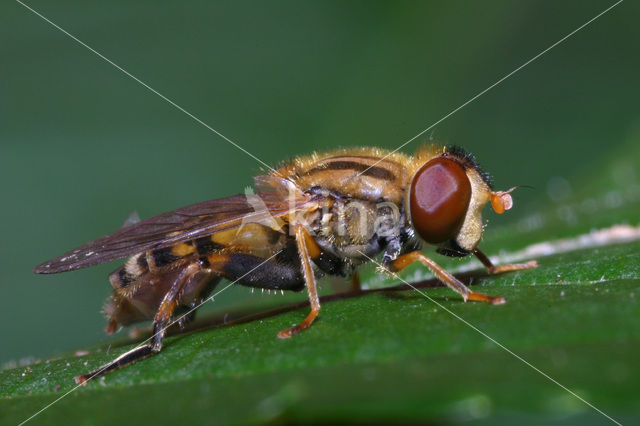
[126,275,221,339]
[75,261,204,385]
[389,251,505,305]
[473,248,538,275]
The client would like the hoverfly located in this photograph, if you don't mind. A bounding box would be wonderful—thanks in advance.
[35,144,537,384]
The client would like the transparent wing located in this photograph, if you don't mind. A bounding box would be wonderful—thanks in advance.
[35,176,313,274]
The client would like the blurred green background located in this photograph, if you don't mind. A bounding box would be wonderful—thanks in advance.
[1,0,638,375]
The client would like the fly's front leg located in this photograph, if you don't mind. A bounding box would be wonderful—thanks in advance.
[75,262,202,385]
[277,224,321,339]
[389,251,505,305]
[473,248,538,275]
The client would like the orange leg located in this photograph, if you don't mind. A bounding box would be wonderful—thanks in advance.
[277,224,321,339]
[351,270,362,293]
[390,251,505,305]
[473,248,538,274]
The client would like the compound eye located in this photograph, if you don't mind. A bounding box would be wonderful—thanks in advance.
[409,157,472,243]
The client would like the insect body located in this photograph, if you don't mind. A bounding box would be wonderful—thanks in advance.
[35,145,537,384]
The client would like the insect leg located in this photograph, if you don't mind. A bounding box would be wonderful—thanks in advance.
[75,261,203,385]
[389,251,505,305]
[277,224,321,339]
[351,270,362,292]
[473,248,538,274]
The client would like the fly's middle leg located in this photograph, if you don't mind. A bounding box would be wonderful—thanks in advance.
[350,270,362,293]
[204,239,319,338]
[276,224,322,339]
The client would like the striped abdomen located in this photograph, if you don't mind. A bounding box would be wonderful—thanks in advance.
[108,223,287,291]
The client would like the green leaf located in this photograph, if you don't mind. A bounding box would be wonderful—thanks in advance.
[3,232,639,424]
[4,3,640,424]
[4,123,640,426]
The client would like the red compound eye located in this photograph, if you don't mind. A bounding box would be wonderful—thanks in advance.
[409,157,471,243]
